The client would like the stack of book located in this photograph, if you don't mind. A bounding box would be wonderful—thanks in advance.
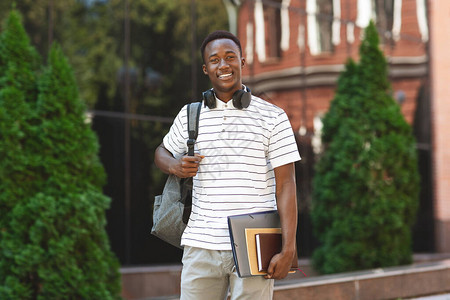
[228,210,298,277]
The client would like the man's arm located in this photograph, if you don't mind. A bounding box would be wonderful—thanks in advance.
[154,143,203,178]
[265,162,298,279]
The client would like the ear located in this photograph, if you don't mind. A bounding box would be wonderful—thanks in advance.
[202,64,208,75]
[241,58,246,68]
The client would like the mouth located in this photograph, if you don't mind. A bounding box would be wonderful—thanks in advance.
[218,73,233,80]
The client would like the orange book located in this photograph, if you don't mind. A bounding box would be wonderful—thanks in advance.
[228,210,282,277]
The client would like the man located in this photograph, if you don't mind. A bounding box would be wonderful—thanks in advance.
[154,30,300,300]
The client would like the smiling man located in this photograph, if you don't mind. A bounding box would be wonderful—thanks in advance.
[202,35,244,101]
[154,30,301,300]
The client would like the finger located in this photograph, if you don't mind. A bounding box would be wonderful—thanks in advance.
[181,171,197,177]
[265,260,275,279]
[178,170,198,178]
[183,157,200,163]
[273,264,290,280]
[187,153,205,160]
[181,164,201,175]
[181,168,199,176]
[181,163,201,171]
[182,156,203,163]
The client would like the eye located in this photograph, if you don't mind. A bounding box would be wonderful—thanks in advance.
[210,58,219,64]
[226,55,236,61]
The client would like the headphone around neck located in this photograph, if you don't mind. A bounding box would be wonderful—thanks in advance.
[202,86,252,109]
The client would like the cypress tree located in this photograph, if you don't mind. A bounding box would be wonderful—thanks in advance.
[0,10,121,299]
[311,21,420,274]
[0,9,40,187]
[0,10,42,298]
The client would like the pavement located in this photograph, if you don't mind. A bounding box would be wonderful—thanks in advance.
[409,294,450,300]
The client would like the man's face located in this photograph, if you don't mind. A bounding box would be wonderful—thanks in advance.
[202,38,245,100]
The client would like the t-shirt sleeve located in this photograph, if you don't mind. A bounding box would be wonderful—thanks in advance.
[267,111,301,168]
[163,105,188,159]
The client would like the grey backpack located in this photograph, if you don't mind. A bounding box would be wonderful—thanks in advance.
[151,102,202,248]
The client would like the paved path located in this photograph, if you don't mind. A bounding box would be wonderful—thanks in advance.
[410,294,450,300]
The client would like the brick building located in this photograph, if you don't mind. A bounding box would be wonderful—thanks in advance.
[428,0,450,253]
[224,0,450,253]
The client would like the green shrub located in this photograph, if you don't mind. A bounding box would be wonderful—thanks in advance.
[311,21,420,274]
[0,10,121,299]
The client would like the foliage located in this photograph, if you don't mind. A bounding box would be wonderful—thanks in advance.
[0,0,228,159]
[0,0,229,265]
[0,10,121,299]
[0,0,228,111]
[311,21,420,274]
[0,9,40,216]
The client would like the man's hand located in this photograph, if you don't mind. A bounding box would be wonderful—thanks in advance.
[264,249,296,280]
[170,154,204,178]
[154,143,204,177]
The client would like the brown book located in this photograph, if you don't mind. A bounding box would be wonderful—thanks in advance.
[244,228,298,275]
[229,211,282,277]
[255,233,298,272]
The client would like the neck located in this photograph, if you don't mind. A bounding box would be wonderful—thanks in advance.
[215,92,233,102]
[214,84,244,102]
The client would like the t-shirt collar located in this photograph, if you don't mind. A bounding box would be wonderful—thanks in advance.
[214,96,235,109]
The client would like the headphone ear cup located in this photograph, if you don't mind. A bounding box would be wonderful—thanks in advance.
[232,90,245,109]
[232,89,251,109]
[202,89,216,109]
[240,91,251,109]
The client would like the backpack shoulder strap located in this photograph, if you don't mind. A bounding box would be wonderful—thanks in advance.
[186,102,201,156]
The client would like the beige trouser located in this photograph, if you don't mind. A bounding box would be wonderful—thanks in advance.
[180,246,274,300]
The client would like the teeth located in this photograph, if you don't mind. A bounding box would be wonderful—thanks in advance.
[219,74,232,79]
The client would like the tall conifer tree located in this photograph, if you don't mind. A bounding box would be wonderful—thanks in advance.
[311,22,420,274]
[0,9,40,190]
[0,11,121,299]
[0,11,42,298]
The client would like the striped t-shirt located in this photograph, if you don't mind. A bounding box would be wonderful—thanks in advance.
[163,94,301,250]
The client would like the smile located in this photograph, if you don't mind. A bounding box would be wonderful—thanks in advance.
[218,73,232,79]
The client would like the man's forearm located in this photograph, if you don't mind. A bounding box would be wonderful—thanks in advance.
[275,163,298,254]
[154,143,177,175]
[278,184,297,255]
[264,162,297,279]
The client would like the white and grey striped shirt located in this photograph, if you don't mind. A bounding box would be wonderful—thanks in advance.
[163,94,301,250]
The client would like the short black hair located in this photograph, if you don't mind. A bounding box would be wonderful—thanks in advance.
[200,30,242,63]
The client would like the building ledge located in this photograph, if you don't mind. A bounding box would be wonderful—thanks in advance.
[274,259,450,299]
[120,253,450,300]
[243,55,429,92]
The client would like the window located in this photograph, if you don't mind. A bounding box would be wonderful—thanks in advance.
[264,0,282,59]
[373,0,394,33]
[307,0,334,55]
[357,0,396,42]
[316,0,334,53]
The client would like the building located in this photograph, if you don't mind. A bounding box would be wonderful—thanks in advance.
[224,0,450,253]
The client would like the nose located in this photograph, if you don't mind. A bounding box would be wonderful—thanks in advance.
[218,58,229,69]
